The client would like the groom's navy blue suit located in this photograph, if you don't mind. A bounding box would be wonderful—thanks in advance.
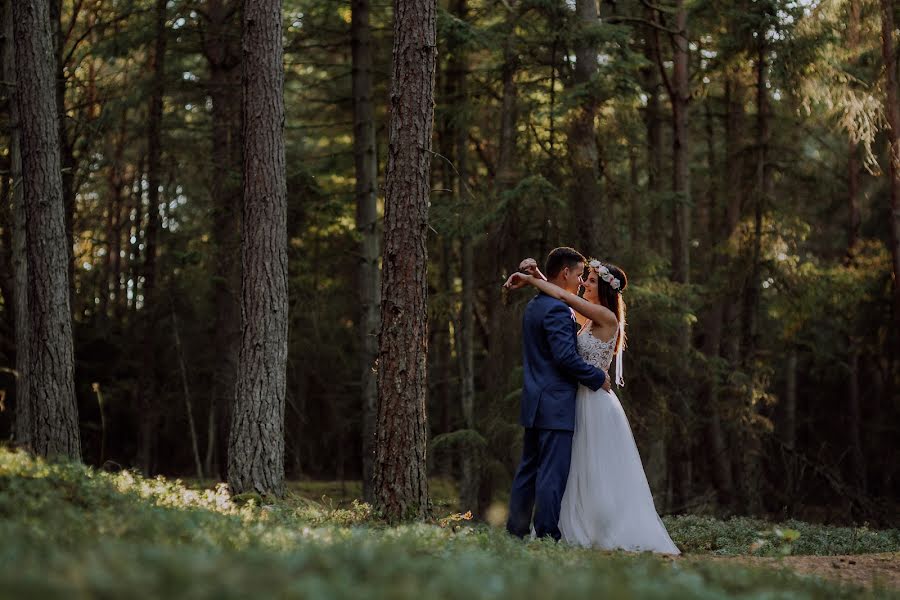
[506,292,607,541]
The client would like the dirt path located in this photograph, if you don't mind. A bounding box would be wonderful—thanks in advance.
[691,552,900,591]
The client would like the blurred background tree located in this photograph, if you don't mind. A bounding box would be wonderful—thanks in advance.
[0,0,897,525]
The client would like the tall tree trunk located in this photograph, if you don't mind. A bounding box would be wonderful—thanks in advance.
[643,16,664,255]
[846,0,862,260]
[847,343,865,491]
[3,0,30,447]
[670,0,690,287]
[629,143,641,248]
[485,1,521,407]
[13,0,80,459]
[128,163,143,315]
[880,0,900,353]
[780,347,798,501]
[568,0,602,254]
[639,16,668,497]
[845,0,865,495]
[447,0,478,516]
[658,0,693,502]
[49,0,75,307]
[739,37,772,515]
[138,0,167,476]
[721,74,746,363]
[227,0,287,497]
[203,0,243,480]
[374,0,436,522]
[351,0,380,504]
[700,94,735,508]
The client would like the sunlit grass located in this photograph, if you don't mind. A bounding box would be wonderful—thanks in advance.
[1,447,897,599]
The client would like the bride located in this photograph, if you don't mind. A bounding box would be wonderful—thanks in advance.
[505,259,679,555]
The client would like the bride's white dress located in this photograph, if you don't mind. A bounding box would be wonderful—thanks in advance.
[558,324,680,554]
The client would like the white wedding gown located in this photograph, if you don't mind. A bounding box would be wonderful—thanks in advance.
[558,324,680,554]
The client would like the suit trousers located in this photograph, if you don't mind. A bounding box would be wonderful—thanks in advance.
[506,427,573,541]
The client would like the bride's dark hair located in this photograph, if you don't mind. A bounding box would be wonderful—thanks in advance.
[591,262,628,354]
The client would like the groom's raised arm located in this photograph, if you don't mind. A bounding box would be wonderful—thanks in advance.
[543,303,607,391]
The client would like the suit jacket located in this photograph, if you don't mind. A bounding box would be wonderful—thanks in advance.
[520,292,607,431]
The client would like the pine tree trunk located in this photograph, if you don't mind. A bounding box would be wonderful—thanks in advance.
[639,15,667,497]
[3,0,30,448]
[847,0,861,259]
[642,16,664,255]
[49,0,75,308]
[138,0,167,476]
[671,0,690,287]
[568,0,602,254]
[663,0,693,503]
[13,0,80,460]
[374,0,436,522]
[880,0,900,353]
[739,39,772,515]
[351,0,380,504]
[484,0,521,408]
[496,2,518,190]
[721,74,745,363]
[447,0,478,515]
[700,93,735,508]
[780,347,798,498]
[204,0,242,480]
[227,0,287,497]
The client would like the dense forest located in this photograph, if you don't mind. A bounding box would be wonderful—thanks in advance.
[1,0,898,527]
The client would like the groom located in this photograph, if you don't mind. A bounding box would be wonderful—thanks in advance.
[506,247,610,541]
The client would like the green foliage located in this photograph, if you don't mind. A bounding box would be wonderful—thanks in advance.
[664,515,900,557]
[2,449,898,599]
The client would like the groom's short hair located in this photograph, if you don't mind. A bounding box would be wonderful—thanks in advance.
[545,247,586,279]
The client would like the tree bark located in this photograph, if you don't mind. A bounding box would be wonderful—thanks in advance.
[448,0,478,515]
[3,0,30,448]
[568,0,602,254]
[203,0,243,480]
[700,93,735,508]
[351,0,380,505]
[847,0,861,260]
[227,0,287,497]
[496,2,519,191]
[721,73,746,363]
[642,14,664,255]
[880,0,900,351]
[49,0,75,308]
[13,0,81,459]
[739,36,772,515]
[670,0,691,287]
[656,0,693,502]
[374,0,436,522]
[138,0,167,476]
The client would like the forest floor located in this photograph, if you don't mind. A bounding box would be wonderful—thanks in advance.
[695,553,900,590]
[288,478,900,590]
[2,447,899,599]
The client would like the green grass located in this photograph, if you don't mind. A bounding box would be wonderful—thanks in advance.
[0,447,897,599]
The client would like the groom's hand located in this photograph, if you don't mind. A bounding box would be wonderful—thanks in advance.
[601,371,611,392]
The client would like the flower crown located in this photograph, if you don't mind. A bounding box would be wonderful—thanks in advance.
[588,260,622,291]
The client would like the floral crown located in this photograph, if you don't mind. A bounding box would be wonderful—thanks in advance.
[588,260,622,292]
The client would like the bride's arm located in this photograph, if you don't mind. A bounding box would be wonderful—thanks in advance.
[504,273,617,328]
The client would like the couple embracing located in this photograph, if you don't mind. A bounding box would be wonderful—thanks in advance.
[504,247,679,554]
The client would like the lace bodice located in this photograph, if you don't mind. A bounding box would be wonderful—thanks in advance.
[577,324,618,371]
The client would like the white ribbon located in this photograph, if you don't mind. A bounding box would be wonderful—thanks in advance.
[614,322,625,387]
